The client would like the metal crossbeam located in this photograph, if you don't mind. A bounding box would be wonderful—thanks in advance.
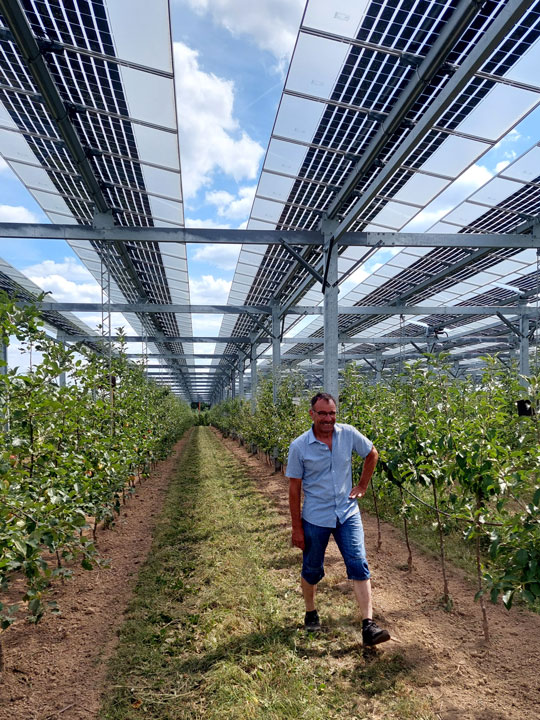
[3,223,540,249]
[62,329,527,345]
[26,303,540,317]
[67,335,252,343]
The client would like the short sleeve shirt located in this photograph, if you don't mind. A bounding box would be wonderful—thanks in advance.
[285,423,373,528]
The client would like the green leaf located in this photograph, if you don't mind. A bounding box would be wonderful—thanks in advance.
[515,549,529,568]
[502,589,514,610]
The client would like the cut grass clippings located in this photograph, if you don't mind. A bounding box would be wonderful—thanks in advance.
[99,427,435,720]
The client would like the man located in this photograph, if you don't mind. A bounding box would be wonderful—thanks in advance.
[286,391,390,647]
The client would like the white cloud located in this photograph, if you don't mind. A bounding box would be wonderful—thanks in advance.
[192,243,241,270]
[23,258,95,284]
[190,274,232,303]
[180,0,304,68]
[495,160,511,173]
[192,314,223,336]
[80,312,137,337]
[339,264,385,297]
[174,42,264,199]
[185,217,231,229]
[0,158,8,173]
[405,207,454,232]
[23,257,101,303]
[193,341,216,355]
[205,185,256,219]
[26,274,102,304]
[495,128,522,149]
[456,163,493,188]
[0,204,40,223]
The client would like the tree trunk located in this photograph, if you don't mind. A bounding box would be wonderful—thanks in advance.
[433,482,451,608]
[476,495,490,642]
[370,477,383,551]
[399,486,413,571]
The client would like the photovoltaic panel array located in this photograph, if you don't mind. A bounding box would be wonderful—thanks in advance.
[215,0,540,391]
[0,0,195,399]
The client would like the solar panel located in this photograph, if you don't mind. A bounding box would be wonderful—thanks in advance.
[0,0,195,397]
[215,0,540,394]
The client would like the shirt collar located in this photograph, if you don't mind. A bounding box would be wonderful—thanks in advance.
[308,423,340,443]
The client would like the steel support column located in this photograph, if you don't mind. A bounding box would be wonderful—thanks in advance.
[237,350,246,399]
[520,313,530,385]
[250,339,258,413]
[272,302,281,403]
[0,341,7,376]
[375,351,382,384]
[323,238,339,399]
[57,332,66,387]
[238,363,244,398]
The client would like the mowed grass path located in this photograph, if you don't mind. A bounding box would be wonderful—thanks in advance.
[99,427,434,720]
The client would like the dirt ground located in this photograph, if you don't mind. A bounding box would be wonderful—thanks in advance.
[219,433,540,720]
[0,432,191,720]
[1,427,539,720]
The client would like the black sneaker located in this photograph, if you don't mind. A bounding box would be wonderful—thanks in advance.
[362,619,390,647]
[304,610,321,632]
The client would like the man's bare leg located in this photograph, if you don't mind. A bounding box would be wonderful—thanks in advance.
[301,577,317,611]
[354,579,390,645]
[353,578,373,620]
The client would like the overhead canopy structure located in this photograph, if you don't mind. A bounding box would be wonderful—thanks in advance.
[0,0,195,399]
[215,0,540,398]
[1,0,540,403]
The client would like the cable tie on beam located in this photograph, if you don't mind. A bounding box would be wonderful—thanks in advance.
[398,52,423,68]
[64,101,81,120]
[367,109,387,123]
[83,145,102,159]
[441,61,459,77]
[400,118,416,130]
[36,37,64,56]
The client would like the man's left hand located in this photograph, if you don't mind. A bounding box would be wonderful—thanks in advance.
[349,485,367,499]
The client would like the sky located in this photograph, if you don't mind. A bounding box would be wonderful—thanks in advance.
[1,0,539,371]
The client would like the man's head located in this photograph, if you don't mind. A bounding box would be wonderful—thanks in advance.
[309,392,337,435]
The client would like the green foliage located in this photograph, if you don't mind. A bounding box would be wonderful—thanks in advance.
[0,292,193,626]
[208,374,310,462]
[210,357,540,612]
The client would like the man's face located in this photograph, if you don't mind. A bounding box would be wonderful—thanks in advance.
[309,398,337,434]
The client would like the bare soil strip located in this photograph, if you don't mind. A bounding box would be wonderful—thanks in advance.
[217,431,540,720]
[0,431,192,720]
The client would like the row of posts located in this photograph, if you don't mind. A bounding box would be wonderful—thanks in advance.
[213,235,534,407]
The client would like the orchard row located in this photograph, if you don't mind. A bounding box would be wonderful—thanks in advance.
[209,360,540,637]
[0,294,193,629]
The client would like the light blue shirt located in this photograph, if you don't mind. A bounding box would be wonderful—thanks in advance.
[286,423,373,528]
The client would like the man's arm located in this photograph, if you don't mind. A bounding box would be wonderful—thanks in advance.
[349,446,379,499]
[288,477,305,550]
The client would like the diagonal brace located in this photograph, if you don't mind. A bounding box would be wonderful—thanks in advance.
[280,238,329,289]
[496,312,524,339]
[248,314,275,339]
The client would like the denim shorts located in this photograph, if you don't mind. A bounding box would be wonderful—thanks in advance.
[302,513,371,585]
